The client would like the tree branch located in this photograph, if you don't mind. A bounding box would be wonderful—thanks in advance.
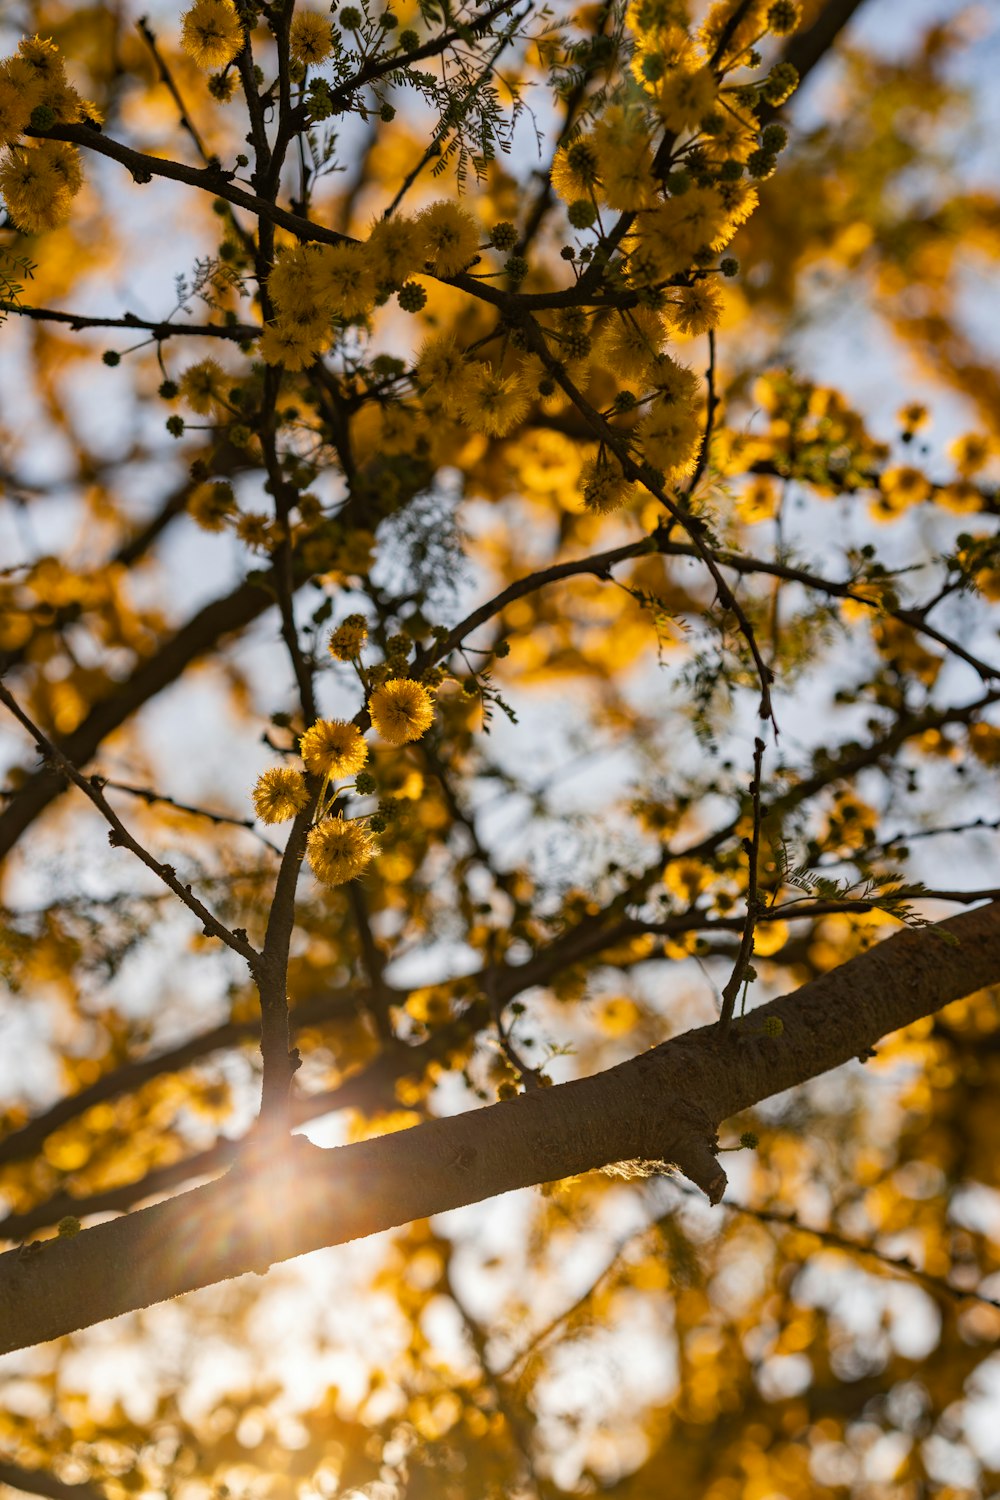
[1,902,997,1355]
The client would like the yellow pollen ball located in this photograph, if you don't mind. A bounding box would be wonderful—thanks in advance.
[368,679,435,745]
[300,718,368,777]
[307,816,377,886]
[181,0,245,69]
[252,767,310,824]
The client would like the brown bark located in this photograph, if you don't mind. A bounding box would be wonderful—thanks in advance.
[1,902,997,1357]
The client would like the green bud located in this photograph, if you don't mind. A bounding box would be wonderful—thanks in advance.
[30,104,56,130]
[568,198,597,229]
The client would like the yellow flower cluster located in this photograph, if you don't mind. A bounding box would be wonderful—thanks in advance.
[250,682,433,882]
[258,201,480,371]
[0,37,90,232]
[180,0,245,70]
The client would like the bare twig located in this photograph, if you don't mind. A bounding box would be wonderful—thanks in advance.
[0,680,259,969]
[718,736,765,1039]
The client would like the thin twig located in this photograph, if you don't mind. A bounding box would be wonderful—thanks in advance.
[0,680,259,969]
[718,735,765,1039]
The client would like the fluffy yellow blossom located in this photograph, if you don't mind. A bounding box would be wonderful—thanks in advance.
[737,476,778,523]
[307,816,377,886]
[415,334,474,412]
[318,242,376,320]
[188,480,236,531]
[289,10,333,64]
[637,397,702,483]
[236,512,274,550]
[596,309,667,382]
[181,0,244,69]
[875,465,931,518]
[300,718,368,777]
[368,679,435,745]
[366,213,430,287]
[268,244,330,315]
[252,766,310,824]
[329,614,369,660]
[656,63,717,134]
[646,352,699,406]
[0,142,78,232]
[937,480,981,514]
[419,201,480,276]
[666,281,723,337]
[18,35,63,79]
[949,433,992,478]
[458,366,531,437]
[550,136,601,203]
[897,402,928,433]
[591,106,653,190]
[258,319,326,371]
[0,60,37,150]
[580,457,637,514]
[179,359,227,414]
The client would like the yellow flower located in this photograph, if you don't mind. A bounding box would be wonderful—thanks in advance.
[596,309,666,382]
[656,64,717,134]
[258,319,326,371]
[329,614,369,661]
[317,242,376,320]
[17,36,64,82]
[252,767,309,824]
[0,60,37,150]
[666,281,723,337]
[637,398,702,483]
[876,465,931,516]
[188,480,236,531]
[0,143,74,232]
[419,201,480,277]
[368,679,435,745]
[737,476,778,523]
[236,511,274,550]
[181,0,244,69]
[289,10,333,64]
[897,401,928,433]
[268,244,329,316]
[179,359,227,414]
[458,366,531,437]
[300,718,368,777]
[366,213,430,287]
[949,432,992,478]
[550,136,601,203]
[580,458,637,514]
[307,816,377,886]
[415,334,474,412]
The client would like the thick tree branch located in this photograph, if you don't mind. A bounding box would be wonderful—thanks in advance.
[1,902,997,1355]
